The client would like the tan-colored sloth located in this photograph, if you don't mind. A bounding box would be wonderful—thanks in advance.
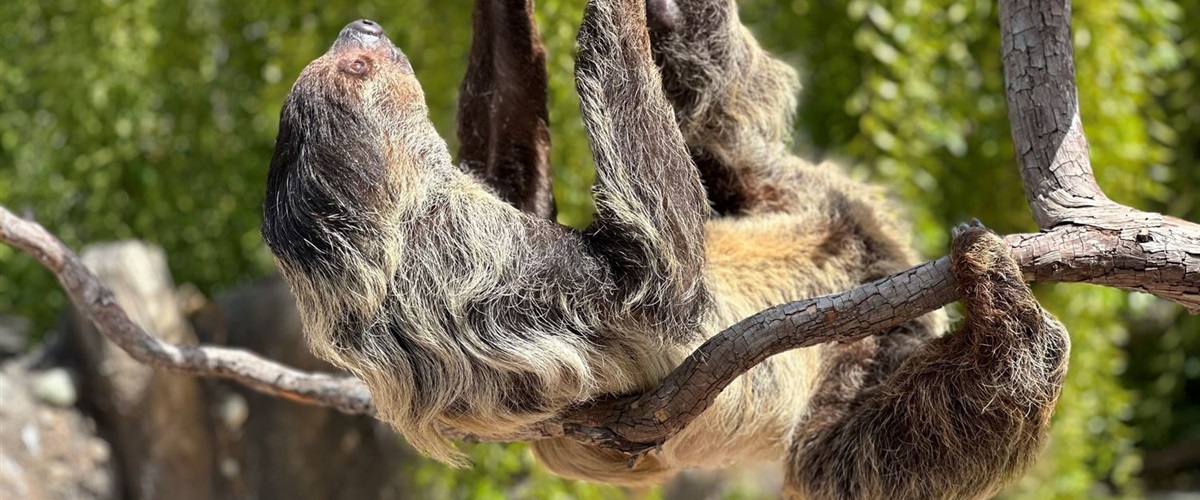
[261,1,1070,498]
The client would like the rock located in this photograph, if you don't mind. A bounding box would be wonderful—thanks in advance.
[30,368,76,407]
[193,276,420,499]
[0,361,118,499]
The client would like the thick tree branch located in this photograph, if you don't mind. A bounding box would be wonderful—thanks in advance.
[559,257,956,451]
[995,0,1200,308]
[1009,221,1200,311]
[560,229,1198,453]
[999,0,1121,229]
[998,0,1185,232]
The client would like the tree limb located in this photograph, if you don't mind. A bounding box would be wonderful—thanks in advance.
[0,0,1196,458]
[1000,0,1119,230]
[562,229,1199,453]
[0,208,374,416]
[2,202,1195,449]
[998,0,1198,235]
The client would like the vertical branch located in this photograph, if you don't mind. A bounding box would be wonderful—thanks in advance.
[998,0,1198,303]
[999,0,1133,229]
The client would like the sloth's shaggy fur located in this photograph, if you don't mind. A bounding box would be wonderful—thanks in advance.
[262,2,1069,498]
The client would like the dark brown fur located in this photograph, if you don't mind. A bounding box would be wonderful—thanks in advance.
[457,0,556,218]
[788,226,1069,499]
[261,2,1070,498]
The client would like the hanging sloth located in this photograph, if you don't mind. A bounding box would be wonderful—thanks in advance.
[262,0,1070,498]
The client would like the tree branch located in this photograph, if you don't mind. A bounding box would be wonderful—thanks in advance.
[558,257,957,452]
[0,0,1196,459]
[999,0,1120,229]
[998,0,1180,232]
[1009,222,1200,312]
[564,229,1199,453]
[995,0,1200,311]
[2,202,1195,450]
[0,208,374,416]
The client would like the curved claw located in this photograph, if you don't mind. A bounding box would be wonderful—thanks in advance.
[951,219,989,238]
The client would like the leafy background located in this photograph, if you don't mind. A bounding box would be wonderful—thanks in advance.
[1,0,1197,497]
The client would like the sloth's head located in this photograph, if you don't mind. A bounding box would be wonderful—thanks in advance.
[293,18,420,112]
[263,19,451,277]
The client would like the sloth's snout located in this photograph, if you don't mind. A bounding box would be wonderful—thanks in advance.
[334,19,390,50]
[346,19,384,37]
[329,18,410,71]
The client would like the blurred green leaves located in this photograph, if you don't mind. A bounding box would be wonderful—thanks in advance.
[410,443,632,500]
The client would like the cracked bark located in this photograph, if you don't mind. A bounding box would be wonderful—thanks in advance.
[0,0,1196,455]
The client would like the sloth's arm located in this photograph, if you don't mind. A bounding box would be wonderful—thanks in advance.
[574,0,709,322]
[646,0,804,214]
[456,0,555,218]
[646,0,744,114]
[787,226,1070,500]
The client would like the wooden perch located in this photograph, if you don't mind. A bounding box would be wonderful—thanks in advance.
[0,0,1195,455]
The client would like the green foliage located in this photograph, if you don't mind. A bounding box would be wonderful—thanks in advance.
[410,443,636,500]
[1122,0,1200,489]
[1,0,1196,496]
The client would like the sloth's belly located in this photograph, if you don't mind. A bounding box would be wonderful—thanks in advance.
[656,216,865,468]
[662,283,825,468]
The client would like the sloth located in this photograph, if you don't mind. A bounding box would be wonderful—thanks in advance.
[261,0,1071,498]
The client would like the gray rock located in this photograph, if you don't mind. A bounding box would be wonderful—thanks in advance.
[30,369,77,408]
[0,361,118,500]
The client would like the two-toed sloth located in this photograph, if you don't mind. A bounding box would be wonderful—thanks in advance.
[261,0,1071,498]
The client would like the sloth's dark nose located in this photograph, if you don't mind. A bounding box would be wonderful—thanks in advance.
[347,19,384,37]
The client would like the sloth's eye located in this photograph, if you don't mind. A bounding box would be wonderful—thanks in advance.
[342,58,370,76]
